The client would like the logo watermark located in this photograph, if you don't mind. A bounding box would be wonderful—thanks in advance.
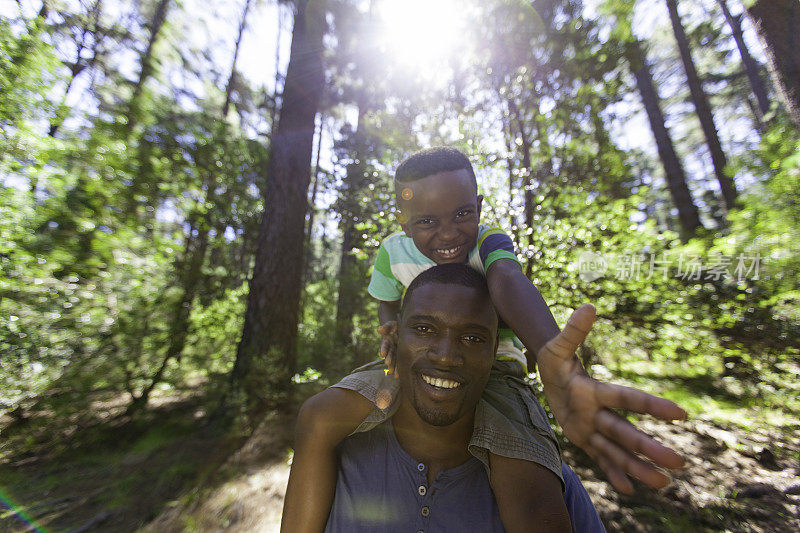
[576,251,608,282]
[573,252,762,282]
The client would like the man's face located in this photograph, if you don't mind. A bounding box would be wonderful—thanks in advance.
[395,282,498,427]
[396,169,482,264]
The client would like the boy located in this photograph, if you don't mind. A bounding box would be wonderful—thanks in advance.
[283,147,685,532]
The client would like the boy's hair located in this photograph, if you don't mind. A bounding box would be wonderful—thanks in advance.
[394,147,477,191]
[400,263,492,318]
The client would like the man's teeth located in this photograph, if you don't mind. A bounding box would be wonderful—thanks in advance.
[422,374,459,389]
[437,246,460,257]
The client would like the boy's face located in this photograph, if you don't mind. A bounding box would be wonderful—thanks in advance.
[396,169,482,264]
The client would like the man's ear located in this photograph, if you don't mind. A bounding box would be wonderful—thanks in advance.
[477,194,484,216]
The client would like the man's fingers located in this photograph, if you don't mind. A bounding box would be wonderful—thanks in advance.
[594,382,687,421]
[588,433,672,490]
[595,409,685,470]
[542,304,596,360]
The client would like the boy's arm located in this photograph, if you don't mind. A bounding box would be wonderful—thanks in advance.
[486,258,686,494]
[281,388,375,533]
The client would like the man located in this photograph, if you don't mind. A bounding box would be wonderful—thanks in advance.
[282,264,606,532]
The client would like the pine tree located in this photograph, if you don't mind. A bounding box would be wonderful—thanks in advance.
[665,0,737,211]
[228,0,326,414]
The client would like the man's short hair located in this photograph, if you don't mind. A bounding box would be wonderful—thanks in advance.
[401,263,491,317]
[394,147,477,190]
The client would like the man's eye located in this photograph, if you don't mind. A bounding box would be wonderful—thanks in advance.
[413,325,433,334]
[462,335,485,344]
[456,209,473,218]
[416,218,434,226]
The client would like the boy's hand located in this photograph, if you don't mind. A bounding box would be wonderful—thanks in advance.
[538,304,687,494]
[377,321,398,377]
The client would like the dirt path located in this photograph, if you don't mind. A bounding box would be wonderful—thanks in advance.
[2,395,796,532]
[143,417,799,532]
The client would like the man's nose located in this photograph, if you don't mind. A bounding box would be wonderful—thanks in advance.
[427,334,462,366]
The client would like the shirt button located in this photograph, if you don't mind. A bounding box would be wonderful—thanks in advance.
[418,485,427,496]
[417,463,425,472]
[417,530,424,533]
[421,506,430,517]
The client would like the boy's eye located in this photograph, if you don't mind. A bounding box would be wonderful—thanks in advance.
[413,324,434,334]
[456,209,473,218]
[462,334,485,344]
[416,218,434,226]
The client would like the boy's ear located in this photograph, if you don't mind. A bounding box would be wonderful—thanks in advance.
[477,194,484,215]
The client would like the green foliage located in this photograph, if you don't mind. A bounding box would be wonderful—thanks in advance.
[0,17,59,173]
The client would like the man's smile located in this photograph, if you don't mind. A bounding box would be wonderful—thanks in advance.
[415,368,466,401]
[421,373,460,389]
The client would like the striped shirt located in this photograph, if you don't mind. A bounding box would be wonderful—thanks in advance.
[368,225,525,361]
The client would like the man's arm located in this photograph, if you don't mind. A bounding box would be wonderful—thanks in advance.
[486,258,686,493]
[281,388,374,533]
[490,455,572,533]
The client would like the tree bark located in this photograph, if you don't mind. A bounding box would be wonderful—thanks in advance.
[223,0,253,118]
[717,0,771,120]
[127,0,171,133]
[666,0,737,211]
[746,0,800,130]
[303,115,324,281]
[335,104,370,369]
[626,38,703,238]
[228,0,325,414]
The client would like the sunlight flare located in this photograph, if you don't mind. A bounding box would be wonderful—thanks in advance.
[377,0,467,73]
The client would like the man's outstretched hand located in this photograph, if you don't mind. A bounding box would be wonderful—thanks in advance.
[537,304,687,494]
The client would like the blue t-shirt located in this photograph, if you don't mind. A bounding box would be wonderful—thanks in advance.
[325,422,606,532]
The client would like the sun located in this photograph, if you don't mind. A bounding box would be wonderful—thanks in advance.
[377,0,468,75]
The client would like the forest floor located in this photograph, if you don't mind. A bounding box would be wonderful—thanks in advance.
[1,378,798,533]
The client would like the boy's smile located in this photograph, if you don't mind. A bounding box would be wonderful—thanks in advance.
[396,169,482,265]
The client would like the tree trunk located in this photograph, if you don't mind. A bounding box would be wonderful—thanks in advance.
[125,182,215,416]
[515,111,536,279]
[49,0,103,137]
[223,0,253,118]
[717,0,771,120]
[127,0,171,133]
[626,38,703,238]
[666,0,737,211]
[747,0,800,129]
[228,0,325,414]
[335,105,368,369]
[303,115,324,281]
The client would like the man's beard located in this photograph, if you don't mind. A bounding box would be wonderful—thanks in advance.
[411,385,465,426]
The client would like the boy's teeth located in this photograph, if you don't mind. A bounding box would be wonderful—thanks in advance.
[422,374,459,389]
[437,246,460,256]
